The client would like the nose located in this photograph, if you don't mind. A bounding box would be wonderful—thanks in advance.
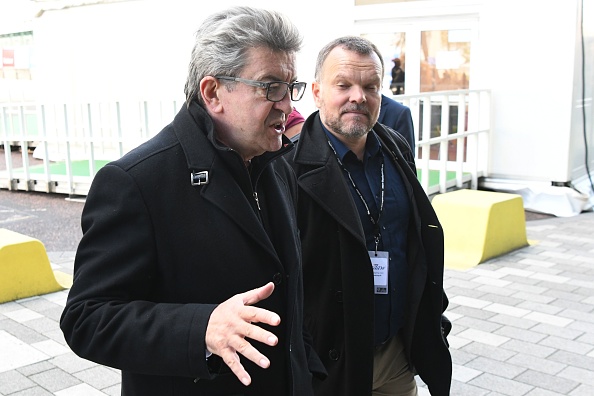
[349,86,366,104]
[274,89,293,115]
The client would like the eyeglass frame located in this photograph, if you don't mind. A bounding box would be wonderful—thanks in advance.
[214,76,307,102]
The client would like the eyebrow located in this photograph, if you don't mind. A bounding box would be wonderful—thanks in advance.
[255,73,298,83]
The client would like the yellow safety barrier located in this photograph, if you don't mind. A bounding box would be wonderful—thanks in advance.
[0,229,71,303]
[432,189,529,270]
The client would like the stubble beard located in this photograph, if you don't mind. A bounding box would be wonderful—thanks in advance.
[323,104,375,140]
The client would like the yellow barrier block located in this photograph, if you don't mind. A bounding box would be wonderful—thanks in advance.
[432,189,528,270]
[0,228,67,303]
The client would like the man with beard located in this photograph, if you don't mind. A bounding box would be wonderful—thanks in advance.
[288,36,452,395]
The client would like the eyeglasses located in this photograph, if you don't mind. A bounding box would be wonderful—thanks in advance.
[215,76,307,102]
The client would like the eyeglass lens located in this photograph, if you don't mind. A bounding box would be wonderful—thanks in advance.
[267,82,306,102]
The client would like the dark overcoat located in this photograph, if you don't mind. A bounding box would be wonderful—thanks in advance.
[60,103,324,395]
[289,111,452,396]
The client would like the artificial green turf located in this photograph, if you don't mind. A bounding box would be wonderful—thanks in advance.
[22,159,465,187]
[27,160,111,177]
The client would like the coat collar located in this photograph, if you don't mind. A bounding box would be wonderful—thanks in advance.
[293,112,366,244]
[171,102,295,265]
[293,111,419,246]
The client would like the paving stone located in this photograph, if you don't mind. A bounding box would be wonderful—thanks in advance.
[450,348,477,365]
[22,317,60,334]
[449,305,497,320]
[0,301,21,314]
[31,339,71,357]
[454,316,503,333]
[0,370,36,394]
[449,380,490,395]
[489,313,539,330]
[54,383,108,395]
[4,309,44,323]
[465,356,526,379]
[461,342,518,362]
[18,298,61,314]
[17,361,57,377]
[452,363,482,383]
[524,388,571,396]
[514,369,580,394]
[494,326,547,344]
[557,366,594,387]
[102,383,121,396]
[469,372,534,395]
[29,367,80,392]
[532,323,583,340]
[507,283,548,295]
[8,387,54,396]
[539,335,594,355]
[476,284,518,297]
[484,303,531,317]
[569,383,594,395]
[506,353,566,375]
[0,330,49,373]
[561,310,594,324]
[0,318,49,344]
[548,350,594,371]
[450,295,492,309]
[458,328,510,346]
[524,311,573,326]
[49,353,98,374]
[73,366,121,390]
[501,339,556,358]
[471,276,512,288]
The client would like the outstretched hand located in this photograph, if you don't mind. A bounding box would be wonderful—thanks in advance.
[205,282,280,386]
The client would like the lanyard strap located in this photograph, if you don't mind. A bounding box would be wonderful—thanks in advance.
[326,139,385,252]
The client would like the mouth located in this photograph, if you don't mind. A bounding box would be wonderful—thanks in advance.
[342,109,369,117]
[273,122,286,134]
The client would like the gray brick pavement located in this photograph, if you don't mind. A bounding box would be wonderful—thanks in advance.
[0,212,593,395]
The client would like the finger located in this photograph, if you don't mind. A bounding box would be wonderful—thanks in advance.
[237,320,279,346]
[242,282,275,306]
[220,349,252,386]
[240,305,281,328]
[230,336,272,369]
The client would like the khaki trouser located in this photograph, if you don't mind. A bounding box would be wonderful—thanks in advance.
[372,335,418,396]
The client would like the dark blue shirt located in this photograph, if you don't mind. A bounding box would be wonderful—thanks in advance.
[324,124,410,345]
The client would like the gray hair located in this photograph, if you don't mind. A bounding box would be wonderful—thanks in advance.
[314,36,384,81]
[184,6,303,105]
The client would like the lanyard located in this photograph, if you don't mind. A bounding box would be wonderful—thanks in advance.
[326,139,385,253]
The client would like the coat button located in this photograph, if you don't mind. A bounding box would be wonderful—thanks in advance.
[328,349,340,361]
[335,291,343,303]
[272,273,283,285]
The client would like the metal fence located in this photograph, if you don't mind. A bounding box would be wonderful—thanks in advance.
[1,90,490,197]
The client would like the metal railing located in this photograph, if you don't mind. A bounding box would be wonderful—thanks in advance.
[1,89,490,197]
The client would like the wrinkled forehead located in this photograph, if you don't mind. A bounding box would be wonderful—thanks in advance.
[243,47,297,81]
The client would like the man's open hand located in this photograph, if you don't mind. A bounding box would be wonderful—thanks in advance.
[205,282,280,386]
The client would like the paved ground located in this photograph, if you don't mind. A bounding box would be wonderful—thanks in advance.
[1,189,594,395]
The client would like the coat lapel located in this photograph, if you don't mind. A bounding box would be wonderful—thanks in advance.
[172,103,280,262]
[294,113,366,246]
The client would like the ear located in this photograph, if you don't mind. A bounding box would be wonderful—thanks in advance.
[312,80,322,109]
[200,76,223,113]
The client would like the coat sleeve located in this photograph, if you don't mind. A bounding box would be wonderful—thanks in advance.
[60,164,217,379]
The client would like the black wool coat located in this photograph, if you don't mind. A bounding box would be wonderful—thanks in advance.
[289,112,452,396]
[60,103,325,395]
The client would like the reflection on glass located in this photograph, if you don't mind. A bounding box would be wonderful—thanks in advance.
[361,32,406,94]
[421,29,470,92]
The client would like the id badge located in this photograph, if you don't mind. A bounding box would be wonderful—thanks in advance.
[369,251,389,295]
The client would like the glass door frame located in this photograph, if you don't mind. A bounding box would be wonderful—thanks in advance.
[354,15,480,95]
